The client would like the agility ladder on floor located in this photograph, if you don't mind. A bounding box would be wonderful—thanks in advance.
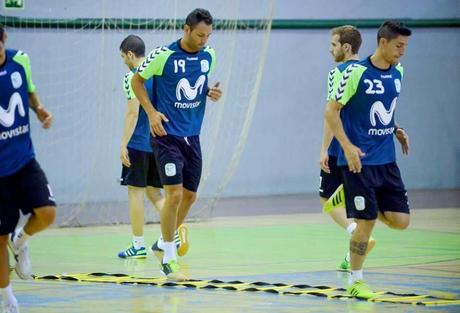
[34,273,460,306]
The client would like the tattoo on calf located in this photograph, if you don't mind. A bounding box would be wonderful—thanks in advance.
[350,240,368,256]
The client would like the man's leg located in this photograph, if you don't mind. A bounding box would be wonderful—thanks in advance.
[347,219,378,299]
[321,197,355,230]
[322,195,356,271]
[0,235,18,312]
[146,187,164,213]
[118,186,148,259]
[323,185,376,271]
[176,188,196,228]
[11,205,56,280]
[128,186,145,237]
[349,219,375,271]
[20,205,55,237]
[378,211,410,230]
[159,184,187,281]
[173,188,196,257]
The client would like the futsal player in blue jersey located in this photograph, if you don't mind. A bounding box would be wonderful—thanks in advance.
[131,9,222,281]
[117,35,189,260]
[118,35,164,259]
[0,24,56,312]
[325,21,411,298]
[319,25,378,271]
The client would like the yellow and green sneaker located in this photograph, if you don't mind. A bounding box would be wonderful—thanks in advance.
[323,184,345,213]
[347,280,377,299]
[161,260,188,281]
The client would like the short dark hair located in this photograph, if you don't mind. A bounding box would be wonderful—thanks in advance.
[331,25,362,54]
[0,24,4,42]
[119,35,145,57]
[185,8,213,29]
[377,20,412,43]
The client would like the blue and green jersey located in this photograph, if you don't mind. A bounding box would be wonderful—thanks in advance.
[326,59,359,157]
[122,70,153,152]
[137,40,216,137]
[0,49,36,177]
[333,56,404,166]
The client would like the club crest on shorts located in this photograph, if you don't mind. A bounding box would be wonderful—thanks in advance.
[354,196,366,211]
[165,163,177,177]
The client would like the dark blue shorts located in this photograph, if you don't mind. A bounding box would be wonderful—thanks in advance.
[319,155,342,198]
[151,135,202,192]
[340,162,410,220]
[120,148,162,188]
[0,159,56,235]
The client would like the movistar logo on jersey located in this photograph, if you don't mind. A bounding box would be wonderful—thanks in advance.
[174,75,206,109]
[176,75,206,101]
[368,97,397,136]
[0,92,29,141]
[0,92,26,127]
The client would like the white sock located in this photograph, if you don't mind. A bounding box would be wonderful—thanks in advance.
[349,269,363,285]
[162,241,176,264]
[132,236,145,249]
[1,284,17,307]
[13,228,30,248]
[157,235,165,249]
[345,252,350,262]
[159,231,179,249]
[346,222,357,235]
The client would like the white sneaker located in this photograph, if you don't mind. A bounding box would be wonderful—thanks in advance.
[3,302,20,313]
[8,233,33,280]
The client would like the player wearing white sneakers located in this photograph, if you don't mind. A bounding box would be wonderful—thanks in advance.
[0,23,56,313]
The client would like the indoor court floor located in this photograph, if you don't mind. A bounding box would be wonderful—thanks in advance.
[9,191,460,313]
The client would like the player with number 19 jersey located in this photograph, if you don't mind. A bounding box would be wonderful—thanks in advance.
[137,41,216,136]
[333,56,404,166]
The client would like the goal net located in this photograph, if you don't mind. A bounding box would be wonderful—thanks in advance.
[1,1,275,226]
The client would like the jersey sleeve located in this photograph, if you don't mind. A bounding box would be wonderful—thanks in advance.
[13,51,36,93]
[204,46,216,75]
[326,67,338,101]
[122,72,135,100]
[137,46,173,80]
[333,64,366,106]
[396,63,404,78]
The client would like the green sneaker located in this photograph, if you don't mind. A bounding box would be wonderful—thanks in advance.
[323,184,345,213]
[338,257,350,271]
[347,280,377,299]
[161,260,188,281]
[117,245,147,259]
